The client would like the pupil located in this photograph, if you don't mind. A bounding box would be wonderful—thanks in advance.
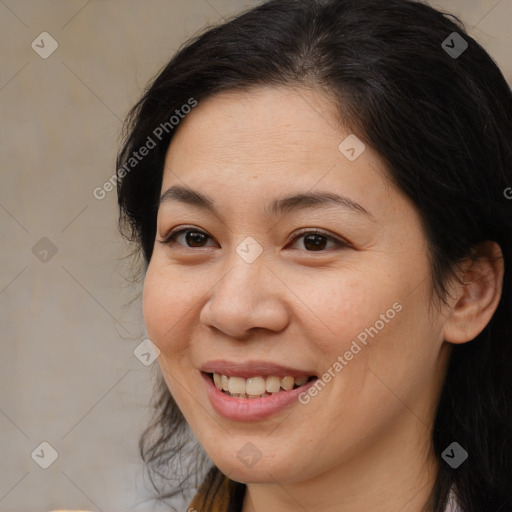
[304,234,326,251]
[187,231,206,247]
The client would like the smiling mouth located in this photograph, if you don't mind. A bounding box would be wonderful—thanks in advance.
[206,372,317,399]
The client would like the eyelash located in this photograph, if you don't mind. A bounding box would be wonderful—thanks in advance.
[158,226,350,252]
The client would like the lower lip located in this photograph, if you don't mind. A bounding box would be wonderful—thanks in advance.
[201,372,317,421]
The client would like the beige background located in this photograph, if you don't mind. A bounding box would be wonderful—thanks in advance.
[1,1,511,511]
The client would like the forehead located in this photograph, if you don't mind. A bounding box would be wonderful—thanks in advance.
[162,86,390,202]
[170,87,342,156]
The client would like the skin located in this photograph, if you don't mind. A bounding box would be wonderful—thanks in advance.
[142,85,504,512]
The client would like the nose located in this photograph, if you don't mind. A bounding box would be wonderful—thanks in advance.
[199,261,289,339]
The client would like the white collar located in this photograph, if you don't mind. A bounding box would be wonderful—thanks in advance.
[444,486,462,512]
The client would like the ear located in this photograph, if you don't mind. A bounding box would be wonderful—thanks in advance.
[443,241,504,344]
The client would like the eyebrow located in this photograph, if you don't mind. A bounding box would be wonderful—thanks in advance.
[159,185,375,221]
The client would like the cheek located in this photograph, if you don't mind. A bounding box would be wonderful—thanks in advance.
[142,263,193,357]
[301,266,436,413]
[300,270,401,357]
[317,280,438,428]
[142,264,199,406]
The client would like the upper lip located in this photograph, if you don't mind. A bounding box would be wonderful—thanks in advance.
[200,359,317,378]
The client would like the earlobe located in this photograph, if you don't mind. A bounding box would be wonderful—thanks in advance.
[443,241,504,345]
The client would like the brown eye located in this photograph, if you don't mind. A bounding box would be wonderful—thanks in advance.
[288,230,348,252]
[160,228,216,248]
[302,233,328,251]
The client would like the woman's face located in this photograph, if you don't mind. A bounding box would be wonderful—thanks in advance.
[143,86,451,485]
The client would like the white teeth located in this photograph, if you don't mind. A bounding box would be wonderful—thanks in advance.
[228,376,246,395]
[212,373,311,397]
[265,375,281,393]
[245,376,266,396]
[280,376,294,391]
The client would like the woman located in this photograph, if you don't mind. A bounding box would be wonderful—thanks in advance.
[116,0,512,510]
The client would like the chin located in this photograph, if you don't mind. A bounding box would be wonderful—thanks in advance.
[210,453,301,484]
